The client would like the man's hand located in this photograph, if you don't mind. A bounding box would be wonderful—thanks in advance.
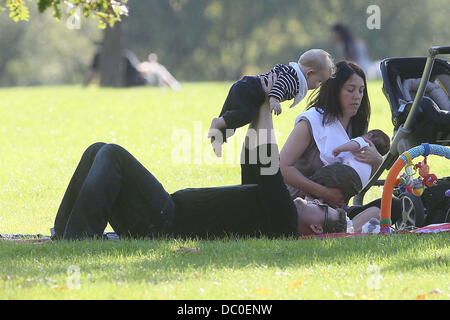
[269,97,282,115]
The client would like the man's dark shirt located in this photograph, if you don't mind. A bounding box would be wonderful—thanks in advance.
[167,145,298,238]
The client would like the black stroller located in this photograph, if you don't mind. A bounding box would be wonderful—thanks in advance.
[355,46,450,229]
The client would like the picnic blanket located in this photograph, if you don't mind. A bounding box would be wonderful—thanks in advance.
[0,232,119,243]
[301,223,450,239]
[1,224,449,242]
[408,223,450,234]
[0,233,52,243]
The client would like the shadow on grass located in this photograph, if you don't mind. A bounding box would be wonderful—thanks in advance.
[0,233,448,285]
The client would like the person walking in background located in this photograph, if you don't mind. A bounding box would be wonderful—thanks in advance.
[331,23,381,80]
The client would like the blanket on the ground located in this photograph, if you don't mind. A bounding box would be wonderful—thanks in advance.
[1,224,448,242]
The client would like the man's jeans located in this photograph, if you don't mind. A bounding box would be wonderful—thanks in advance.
[53,143,175,239]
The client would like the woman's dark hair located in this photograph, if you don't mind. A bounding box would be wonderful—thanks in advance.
[306,60,371,138]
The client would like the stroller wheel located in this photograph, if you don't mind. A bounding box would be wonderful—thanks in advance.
[396,193,425,229]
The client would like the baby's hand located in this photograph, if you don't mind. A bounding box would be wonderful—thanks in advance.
[332,148,341,157]
[270,99,282,115]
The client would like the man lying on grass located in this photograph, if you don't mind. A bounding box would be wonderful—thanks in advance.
[52,139,348,240]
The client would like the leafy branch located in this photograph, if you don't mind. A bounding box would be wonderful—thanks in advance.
[0,0,128,28]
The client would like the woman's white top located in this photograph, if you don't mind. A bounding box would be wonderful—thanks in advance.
[295,108,371,186]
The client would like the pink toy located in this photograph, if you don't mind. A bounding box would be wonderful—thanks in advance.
[415,157,430,178]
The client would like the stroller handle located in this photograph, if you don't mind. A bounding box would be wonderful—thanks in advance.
[429,46,450,56]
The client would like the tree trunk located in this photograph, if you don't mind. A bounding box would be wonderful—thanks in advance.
[100,21,124,87]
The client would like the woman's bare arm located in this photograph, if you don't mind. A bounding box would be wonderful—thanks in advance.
[279,121,345,208]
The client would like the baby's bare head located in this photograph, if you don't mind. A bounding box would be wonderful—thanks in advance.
[298,49,335,78]
[365,129,391,155]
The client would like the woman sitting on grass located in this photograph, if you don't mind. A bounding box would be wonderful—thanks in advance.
[280,61,382,207]
[279,61,403,227]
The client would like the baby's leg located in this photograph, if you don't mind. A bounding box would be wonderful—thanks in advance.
[209,77,265,157]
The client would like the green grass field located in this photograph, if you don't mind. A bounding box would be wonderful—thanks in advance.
[0,82,449,300]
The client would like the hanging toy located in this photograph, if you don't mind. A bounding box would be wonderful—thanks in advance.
[422,173,438,187]
[411,178,424,196]
[396,154,439,196]
[396,172,415,194]
[415,157,430,178]
[404,164,416,194]
[416,156,438,187]
[395,158,429,196]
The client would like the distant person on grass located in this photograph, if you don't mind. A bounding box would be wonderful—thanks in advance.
[137,53,181,90]
[83,48,147,87]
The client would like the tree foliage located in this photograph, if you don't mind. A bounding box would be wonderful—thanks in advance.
[125,0,450,81]
[0,4,101,86]
[0,0,449,85]
[0,0,128,27]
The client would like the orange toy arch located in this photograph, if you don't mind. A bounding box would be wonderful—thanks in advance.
[379,143,450,233]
